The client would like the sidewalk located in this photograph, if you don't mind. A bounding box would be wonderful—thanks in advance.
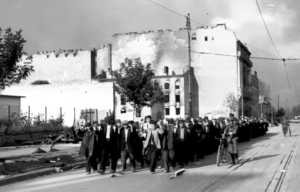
[0,144,86,186]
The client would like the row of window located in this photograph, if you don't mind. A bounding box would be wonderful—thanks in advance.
[120,107,180,116]
[165,108,181,115]
[164,94,180,103]
[164,81,180,89]
[191,36,214,41]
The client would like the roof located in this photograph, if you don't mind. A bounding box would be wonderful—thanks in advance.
[0,95,26,98]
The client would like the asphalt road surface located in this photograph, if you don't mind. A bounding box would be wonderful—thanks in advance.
[1,123,300,192]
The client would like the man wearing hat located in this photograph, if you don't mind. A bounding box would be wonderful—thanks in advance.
[225,117,239,165]
[118,120,138,174]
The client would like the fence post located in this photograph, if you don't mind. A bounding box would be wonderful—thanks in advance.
[28,106,30,134]
[28,106,30,123]
[90,108,92,123]
[8,105,10,123]
[86,109,87,123]
[6,105,11,135]
[96,109,98,123]
[60,107,62,132]
[74,107,76,126]
[45,106,47,132]
[45,106,47,122]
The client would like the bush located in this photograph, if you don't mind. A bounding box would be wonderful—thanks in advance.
[31,80,50,85]
[4,112,65,135]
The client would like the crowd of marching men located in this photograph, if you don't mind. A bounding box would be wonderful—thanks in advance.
[78,115,269,175]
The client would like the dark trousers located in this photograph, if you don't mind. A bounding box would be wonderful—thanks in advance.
[147,144,158,172]
[168,149,176,168]
[86,155,97,173]
[100,143,118,172]
[197,141,205,159]
[160,149,169,171]
[190,144,197,162]
[176,141,188,166]
[121,147,136,169]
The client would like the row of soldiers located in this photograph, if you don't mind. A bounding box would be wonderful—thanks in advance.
[78,115,269,174]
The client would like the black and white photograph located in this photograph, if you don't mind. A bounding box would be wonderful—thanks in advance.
[1,0,300,191]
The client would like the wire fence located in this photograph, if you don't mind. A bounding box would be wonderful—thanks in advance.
[0,105,109,136]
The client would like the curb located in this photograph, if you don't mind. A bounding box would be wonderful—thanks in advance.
[0,161,86,186]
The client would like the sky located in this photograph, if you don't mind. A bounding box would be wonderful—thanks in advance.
[1,0,300,110]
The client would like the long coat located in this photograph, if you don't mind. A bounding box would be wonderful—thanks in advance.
[79,128,97,158]
[225,123,239,154]
[118,126,138,153]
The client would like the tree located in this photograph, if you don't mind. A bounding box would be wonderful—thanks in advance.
[224,92,239,114]
[276,107,286,117]
[113,58,165,120]
[0,28,34,90]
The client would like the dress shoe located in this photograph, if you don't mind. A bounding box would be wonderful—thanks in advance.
[119,168,124,175]
[98,170,105,175]
[132,168,136,173]
[110,169,116,174]
[164,170,169,173]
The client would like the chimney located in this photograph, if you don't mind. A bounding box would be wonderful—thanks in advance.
[254,71,257,77]
[164,66,169,76]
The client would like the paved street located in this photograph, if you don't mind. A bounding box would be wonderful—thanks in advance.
[0,124,299,192]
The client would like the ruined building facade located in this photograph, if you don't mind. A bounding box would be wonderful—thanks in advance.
[2,24,270,125]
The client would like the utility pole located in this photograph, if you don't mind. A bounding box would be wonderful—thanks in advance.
[186,13,192,117]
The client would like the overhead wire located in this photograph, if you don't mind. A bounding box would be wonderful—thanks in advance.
[149,0,295,94]
[190,51,300,61]
[148,0,284,59]
[256,0,292,93]
[255,0,282,58]
[148,0,205,26]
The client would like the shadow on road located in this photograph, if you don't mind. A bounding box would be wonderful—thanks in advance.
[249,154,279,162]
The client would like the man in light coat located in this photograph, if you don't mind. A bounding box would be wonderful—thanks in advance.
[143,116,165,173]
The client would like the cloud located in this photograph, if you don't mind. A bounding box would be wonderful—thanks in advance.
[14,5,22,8]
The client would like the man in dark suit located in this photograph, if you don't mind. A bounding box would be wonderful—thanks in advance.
[79,122,98,174]
[175,119,189,168]
[98,120,119,174]
[118,120,138,175]
[160,118,170,172]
